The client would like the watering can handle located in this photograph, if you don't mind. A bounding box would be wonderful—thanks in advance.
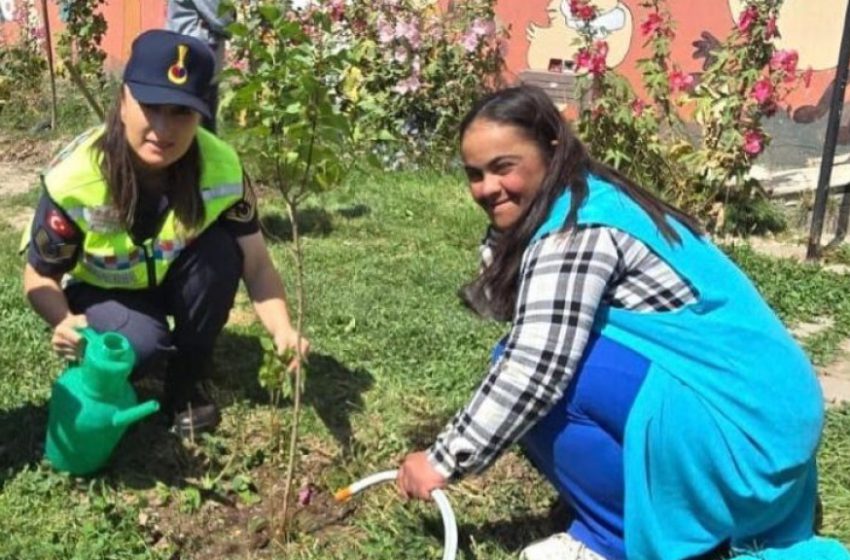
[71,326,98,362]
[334,469,458,560]
[75,326,98,345]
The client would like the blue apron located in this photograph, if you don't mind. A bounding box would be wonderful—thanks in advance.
[495,176,844,559]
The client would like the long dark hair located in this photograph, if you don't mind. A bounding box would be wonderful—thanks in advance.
[460,85,702,321]
[95,86,204,233]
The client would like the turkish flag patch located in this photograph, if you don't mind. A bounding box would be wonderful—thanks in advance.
[47,209,74,239]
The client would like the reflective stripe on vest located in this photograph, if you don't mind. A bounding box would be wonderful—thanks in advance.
[44,126,244,289]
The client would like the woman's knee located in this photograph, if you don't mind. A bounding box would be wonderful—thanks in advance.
[82,300,171,368]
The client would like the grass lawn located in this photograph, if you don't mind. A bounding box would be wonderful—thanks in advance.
[0,165,849,559]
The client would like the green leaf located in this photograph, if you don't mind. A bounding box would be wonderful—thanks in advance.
[179,487,202,513]
[227,22,249,37]
[258,4,282,23]
[259,337,274,353]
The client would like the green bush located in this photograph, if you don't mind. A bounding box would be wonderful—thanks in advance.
[0,31,46,128]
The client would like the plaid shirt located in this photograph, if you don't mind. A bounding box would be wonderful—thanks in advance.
[428,226,698,479]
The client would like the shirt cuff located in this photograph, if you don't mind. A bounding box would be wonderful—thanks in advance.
[426,443,457,481]
[428,420,490,480]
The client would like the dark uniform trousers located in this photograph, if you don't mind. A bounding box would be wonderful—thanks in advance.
[65,224,242,383]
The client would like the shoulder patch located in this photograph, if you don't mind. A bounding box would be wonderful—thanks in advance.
[46,209,75,239]
[224,183,257,223]
[34,227,78,263]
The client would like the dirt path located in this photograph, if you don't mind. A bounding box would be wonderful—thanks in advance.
[819,339,850,407]
[0,135,61,232]
[0,160,39,231]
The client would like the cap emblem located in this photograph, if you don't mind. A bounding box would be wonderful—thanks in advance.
[167,44,189,85]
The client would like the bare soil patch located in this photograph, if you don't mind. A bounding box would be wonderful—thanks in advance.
[124,411,361,560]
[0,134,63,231]
[819,339,850,407]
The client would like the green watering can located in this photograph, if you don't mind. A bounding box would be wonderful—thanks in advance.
[45,328,160,475]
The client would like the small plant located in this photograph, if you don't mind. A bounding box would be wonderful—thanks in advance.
[258,337,296,449]
[224,0,368,539]
[178,486,203,514]
[573,0,810,233]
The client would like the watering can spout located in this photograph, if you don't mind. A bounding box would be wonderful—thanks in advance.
[111,400,160,428]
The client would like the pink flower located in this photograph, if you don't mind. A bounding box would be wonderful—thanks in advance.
[298,484,315,506]
[640,12,664,37]
[743,130,764,156]
[470,18,496,38]
[802,66,814,88]
[395,20,421,50]
[394,47,408,63]
[393,74,422,95]
[232,58,248,72]
[737,5,758,33]
[770,49,799,76]
[590,55,606,75]
[668,69,695,93]
[765,15,779,39]
[461,31,479,52]
[575,48,593,71]
[631,98,646,117]
[594,40,609,59]
[750,78,774,104]
[569,0,597,22]
[378,20,395,44]
[329,0,345,21]
[575,42,608,77]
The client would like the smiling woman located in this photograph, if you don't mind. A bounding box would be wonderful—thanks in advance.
[20,29,309,443]
[461,119,547,230]
[397,85,848,560]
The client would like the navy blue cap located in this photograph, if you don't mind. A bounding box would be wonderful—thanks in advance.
[123,29,215,118]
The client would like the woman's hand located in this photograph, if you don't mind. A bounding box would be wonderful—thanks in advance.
[274,327,310,371]
[52,313,88,360]
[396,451,447,501]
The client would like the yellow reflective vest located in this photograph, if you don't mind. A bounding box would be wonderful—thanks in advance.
[40,126,244,289]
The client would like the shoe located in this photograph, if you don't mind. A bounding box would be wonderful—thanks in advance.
[167,381,221,439]
[519,533,606,560]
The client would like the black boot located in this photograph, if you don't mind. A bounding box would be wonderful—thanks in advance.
[164,356,221,439]
[171,381,221,438]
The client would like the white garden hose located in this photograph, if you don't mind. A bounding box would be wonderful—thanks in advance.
[334,469,458,560]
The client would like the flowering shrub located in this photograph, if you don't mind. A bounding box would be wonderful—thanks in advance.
[339,0,506,164]
[574,0,810,232]
[227,0,506,167]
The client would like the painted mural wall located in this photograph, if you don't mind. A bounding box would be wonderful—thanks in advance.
[500,0,850,167]
[1,0,847,166]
